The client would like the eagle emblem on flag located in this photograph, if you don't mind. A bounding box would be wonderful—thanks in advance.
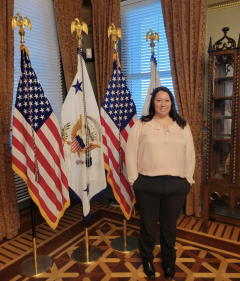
[62,114,101,164]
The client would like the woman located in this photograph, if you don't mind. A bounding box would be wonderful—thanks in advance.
[126,86,195,280]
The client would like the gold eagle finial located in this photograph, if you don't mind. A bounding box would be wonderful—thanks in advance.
[12,13,31,57]
[12,13,31,40]
[108,23,122,50]
[71,18,88,46]
[146,29,159,53]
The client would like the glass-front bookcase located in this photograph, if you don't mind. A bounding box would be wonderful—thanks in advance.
[203,28,240,232]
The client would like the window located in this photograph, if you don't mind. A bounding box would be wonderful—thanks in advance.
[12,0,63,205]
[120,0,174,118]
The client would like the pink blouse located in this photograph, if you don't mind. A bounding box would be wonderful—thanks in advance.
[125,119,195,186]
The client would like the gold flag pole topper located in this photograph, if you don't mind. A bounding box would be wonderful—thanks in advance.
[108,24,138,254]
[108,23,122,51]
[71,18,88,46]
[108,23,122,65]
[146,29,159,54]
[70,18,102,264]
[12,13,31,58]
[12,13,53,278]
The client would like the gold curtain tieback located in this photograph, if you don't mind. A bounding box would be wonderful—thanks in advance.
[0,134,9,144]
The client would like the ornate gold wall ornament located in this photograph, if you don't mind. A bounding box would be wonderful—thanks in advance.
[146,29,159,53]
[71,18,88,46]
[108,23,122,51]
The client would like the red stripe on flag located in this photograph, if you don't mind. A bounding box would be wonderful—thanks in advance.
[120,173,134,201]
[107,166,130,214]
[27,177,57,222]
[12,154,27,176]
[103,153,109,166]
[102,134,107,147]
[13,116,35,151]
[12,149,62,220]
[35,145,66,204]
[121,128,128,143]
[46,116,64,158]
[12,136,63,212]
[129,118,134,128]
[13,117,67,206]
[107,147,133,201]
[102,121,126,166]
[106,147,121,178]
[101,116,119,152]
[37,127,68,190]
[101,116,127,165]
[103,136,130,212]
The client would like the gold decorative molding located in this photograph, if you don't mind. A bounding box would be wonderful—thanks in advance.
[208,0,240,10]
[208,0,230,4]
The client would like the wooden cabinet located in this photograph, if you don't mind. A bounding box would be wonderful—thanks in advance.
[203,27,240,232]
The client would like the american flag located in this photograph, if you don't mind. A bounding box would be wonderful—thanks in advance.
[101,60,137,219]
[12,49,70,229]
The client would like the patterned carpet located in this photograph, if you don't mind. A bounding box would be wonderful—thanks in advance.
[1,202,240,281]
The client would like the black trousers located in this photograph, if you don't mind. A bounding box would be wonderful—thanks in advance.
[133,174,190,268]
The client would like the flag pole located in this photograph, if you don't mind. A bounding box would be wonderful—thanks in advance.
[71,221,103,264]
[18,199,53,276]
[111,218,138,253]
[70,18,102,263]
[108,24,138,253]
[146,29,160,246]
[12,13,53,277]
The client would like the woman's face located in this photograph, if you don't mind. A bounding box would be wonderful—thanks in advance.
[154,90,171,118]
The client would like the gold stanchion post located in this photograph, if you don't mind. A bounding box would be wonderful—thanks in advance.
[70,18,103,263]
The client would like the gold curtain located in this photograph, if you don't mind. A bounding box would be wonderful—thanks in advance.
[0,0,20,240]
[91,0,120,107]
[161,0,206,217]
[54,0,83,92]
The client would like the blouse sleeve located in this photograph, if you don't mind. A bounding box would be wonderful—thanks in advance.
[185,124,196,185]
[125,120,142,185]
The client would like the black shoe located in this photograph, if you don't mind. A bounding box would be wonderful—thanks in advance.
[164,267,175,280]
[143,261,155,279]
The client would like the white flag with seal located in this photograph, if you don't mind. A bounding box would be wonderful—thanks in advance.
[61,47,107,221]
